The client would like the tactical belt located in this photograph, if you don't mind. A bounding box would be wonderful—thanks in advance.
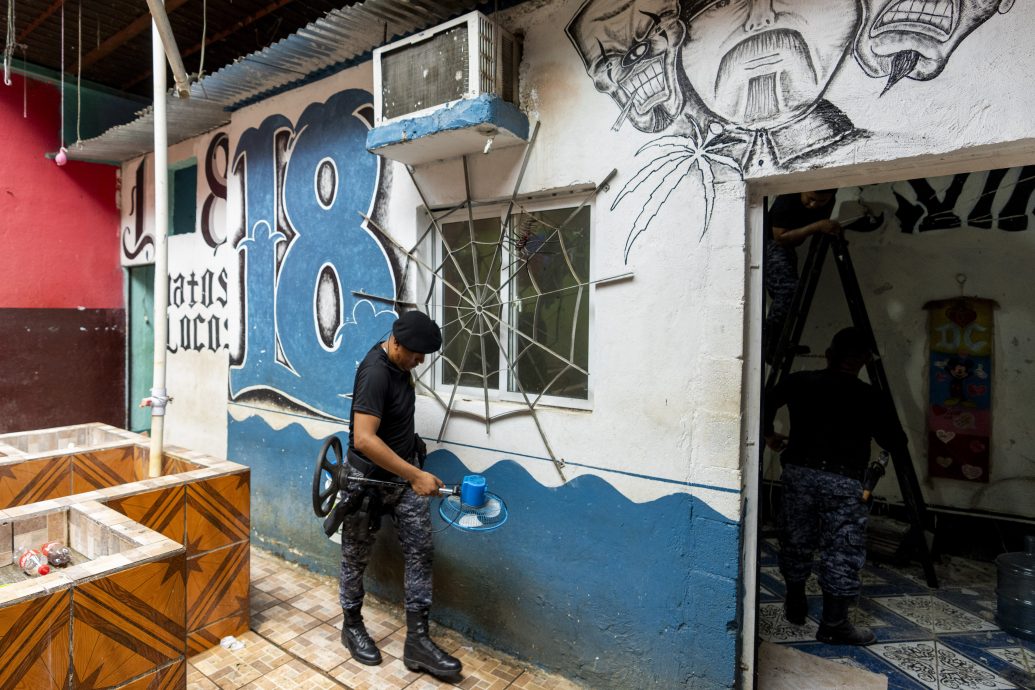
[785,458,865,482]
[323,443,426,537]
[345,435,427,481]
[347,448,398,481]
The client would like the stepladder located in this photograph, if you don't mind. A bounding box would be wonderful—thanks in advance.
[764,232,939,589]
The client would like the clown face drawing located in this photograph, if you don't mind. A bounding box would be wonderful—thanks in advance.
[679,0,861,130]
[855,0,1013,90]
[566,0,694,132]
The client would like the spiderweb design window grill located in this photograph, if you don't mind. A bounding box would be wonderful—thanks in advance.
[359,125,628,481]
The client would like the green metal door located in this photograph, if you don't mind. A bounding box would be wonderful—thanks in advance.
[128,265,155,433]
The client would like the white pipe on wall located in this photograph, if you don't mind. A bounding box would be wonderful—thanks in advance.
[148,15,171,478]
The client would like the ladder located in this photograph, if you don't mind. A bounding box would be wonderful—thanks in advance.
[765,232,939,588]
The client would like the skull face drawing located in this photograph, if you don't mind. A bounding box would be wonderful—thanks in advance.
[855,0,1012,88]
[566,0,689,132]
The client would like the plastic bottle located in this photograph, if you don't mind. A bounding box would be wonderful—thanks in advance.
[40,541,71,567]
[16,547,50,576]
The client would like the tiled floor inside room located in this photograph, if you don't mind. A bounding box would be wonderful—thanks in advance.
[757,538,1035,690]
[187,547,581,689]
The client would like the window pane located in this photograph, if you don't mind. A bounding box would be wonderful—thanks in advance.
[440,217,501,390]
[510,207,590,400]
[170,164,197,236]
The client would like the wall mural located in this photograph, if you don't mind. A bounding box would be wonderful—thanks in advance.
[229,89,398,420]
[201,132,230,250]
[893,166,1035,233]
[121,160,154,264]
[565,0,1013,260]
[167,268,229,353]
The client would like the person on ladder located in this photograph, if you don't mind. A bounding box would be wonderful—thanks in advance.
[764,189,842,364]
[763,327,908,645]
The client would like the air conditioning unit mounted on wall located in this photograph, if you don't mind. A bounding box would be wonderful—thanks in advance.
[373,11,520,125]
[367,11,530,167]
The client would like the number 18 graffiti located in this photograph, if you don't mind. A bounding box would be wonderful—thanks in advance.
[229,89,398,420]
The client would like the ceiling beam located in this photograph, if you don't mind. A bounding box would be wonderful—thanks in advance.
[17,0,64,45]
[120,0,300,91]
[70,0,190,74]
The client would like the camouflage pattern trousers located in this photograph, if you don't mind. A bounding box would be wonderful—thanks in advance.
[778,463,869,597]
[339,471,433,612]
[764,243,799,353]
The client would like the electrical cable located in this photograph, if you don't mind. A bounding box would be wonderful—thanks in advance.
[59,0,64,150]
[431,499,463,534]
[197,0,206,81]
[3,0,14,85]
[75,0,80,146]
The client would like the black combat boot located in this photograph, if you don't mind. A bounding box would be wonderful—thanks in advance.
[340,605,382,665]
[403,609,462,679]
[816,592,876,646]
[783,580,808,625]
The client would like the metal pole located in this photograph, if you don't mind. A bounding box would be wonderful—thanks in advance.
[148,12,170,478]
[144,0,191,97]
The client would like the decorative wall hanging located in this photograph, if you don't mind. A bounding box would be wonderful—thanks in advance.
[924,288,996,483]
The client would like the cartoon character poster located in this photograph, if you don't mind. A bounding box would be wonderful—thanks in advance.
[925,298,995,482]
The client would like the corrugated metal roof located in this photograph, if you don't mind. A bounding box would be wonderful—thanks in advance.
[68,0,481,164]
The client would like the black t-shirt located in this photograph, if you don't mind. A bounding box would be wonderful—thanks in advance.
[348,343,416,466]
[766,193,836,249]
[764,369,907,475]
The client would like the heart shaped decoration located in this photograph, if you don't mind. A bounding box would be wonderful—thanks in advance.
[968,384,987,397]
[936,456,953,468]
[952,413,975,429]
[961,464,984,480]
[935,430,956,444]
[946,302,977,328]
[969,440,987,453]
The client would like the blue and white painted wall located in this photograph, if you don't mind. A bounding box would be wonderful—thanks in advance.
[121,0,1035,687]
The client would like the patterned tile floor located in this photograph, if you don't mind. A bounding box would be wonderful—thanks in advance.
[187,547,582,690]
[757,538,1035,689]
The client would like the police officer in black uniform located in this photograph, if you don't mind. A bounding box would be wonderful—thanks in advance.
[764,327,907,646]
[338,310,462,679]
[764,189,841,363]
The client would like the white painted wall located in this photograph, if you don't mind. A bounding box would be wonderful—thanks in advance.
[118,0,1035,684]
[119,132,231,459]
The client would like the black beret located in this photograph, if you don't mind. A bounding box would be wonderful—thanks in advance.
[392,311,442,354]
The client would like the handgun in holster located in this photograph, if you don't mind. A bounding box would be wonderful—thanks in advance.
[323,488,385,537]
[861,451,891,504]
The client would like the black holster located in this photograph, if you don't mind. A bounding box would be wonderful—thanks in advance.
[322,487,385,537]
[414,433,427,469]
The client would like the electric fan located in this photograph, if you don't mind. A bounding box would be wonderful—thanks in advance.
[312,436,508,533]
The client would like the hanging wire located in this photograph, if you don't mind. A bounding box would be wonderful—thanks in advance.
[21,46,26,115]
[59,0,64,149]
[910,172,1035,224]
[3,0,15,85]
[197,0,207,80]
[75,0,81,146]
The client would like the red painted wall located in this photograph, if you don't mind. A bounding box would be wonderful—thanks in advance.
[0,74,122,309]
[0,74,125,432]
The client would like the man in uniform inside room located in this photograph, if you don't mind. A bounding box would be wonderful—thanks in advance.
[338,310,462,679]
[763,189,840,363]
[764,327,908,645]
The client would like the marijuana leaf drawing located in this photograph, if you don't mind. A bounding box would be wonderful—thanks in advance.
[612,119,742,262]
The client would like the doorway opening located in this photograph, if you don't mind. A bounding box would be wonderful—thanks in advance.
[750,165,1035,688]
